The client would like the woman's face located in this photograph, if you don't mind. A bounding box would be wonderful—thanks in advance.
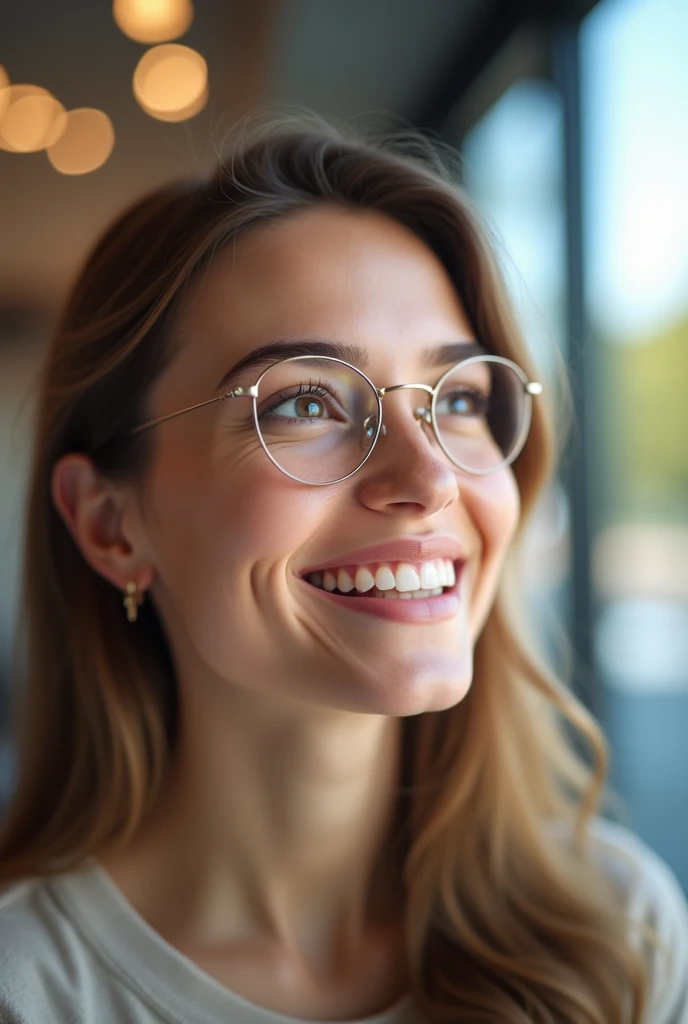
[134,205,520,716]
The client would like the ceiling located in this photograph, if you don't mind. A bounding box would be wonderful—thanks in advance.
[0,0,489,316]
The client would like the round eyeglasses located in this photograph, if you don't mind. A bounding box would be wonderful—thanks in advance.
[130,354,543,486]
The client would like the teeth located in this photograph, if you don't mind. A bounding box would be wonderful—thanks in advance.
[337,568,355,593]
[308,558,458,596]
[383,589,399,599]
[374,566,396,591]
[395,563,421,592]
[354,566,375,593]
[323,570,337,592]
[419,561,441,589]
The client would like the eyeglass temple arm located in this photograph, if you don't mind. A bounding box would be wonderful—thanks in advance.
[130,386,258,436]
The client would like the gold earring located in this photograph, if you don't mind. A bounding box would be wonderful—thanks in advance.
[123,580,143,623]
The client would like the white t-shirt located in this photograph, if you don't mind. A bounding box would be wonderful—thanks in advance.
[0,818,686,1024]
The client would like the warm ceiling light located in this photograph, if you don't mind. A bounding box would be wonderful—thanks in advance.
[133,43,207,122]
[0,66,10,120]
[46,108,115,175]
[0,84,53,152]
[113,0,194,44]
[137,84,208,122]
[0,93,67,152]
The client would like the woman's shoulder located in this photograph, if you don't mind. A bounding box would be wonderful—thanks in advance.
[0,875,64,954]
[550,816,688,1021]
[0,877,61,1022]
[546,815,686,908]
[0,873,111,1023]
[585,817,687,929]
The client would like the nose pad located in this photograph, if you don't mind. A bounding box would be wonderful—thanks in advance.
[362,407,429,446]
[363,416,387,438]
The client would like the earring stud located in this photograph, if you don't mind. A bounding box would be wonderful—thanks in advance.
[123,580,143,623]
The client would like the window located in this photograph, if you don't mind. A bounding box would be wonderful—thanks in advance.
[581,0,688,884]
[462,79,571,676]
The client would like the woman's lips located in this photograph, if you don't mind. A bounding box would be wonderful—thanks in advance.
[299,563,464,623]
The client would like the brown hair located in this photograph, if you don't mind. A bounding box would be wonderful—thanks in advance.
[0,113,661,1021]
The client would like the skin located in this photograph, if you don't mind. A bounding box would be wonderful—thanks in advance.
[52,205,521,1016]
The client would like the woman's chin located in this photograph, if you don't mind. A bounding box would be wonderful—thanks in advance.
[341,651,475,717]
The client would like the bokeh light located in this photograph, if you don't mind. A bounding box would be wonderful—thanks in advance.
[133,43,207,122]
[0,93,67,152]
[0,84,54,152]
[138,84,208,122]
[46,108,115,175]
[0,66,10,120]
[113,0,194,44]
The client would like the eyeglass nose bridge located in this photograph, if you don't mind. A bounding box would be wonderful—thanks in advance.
[375,382,435,438]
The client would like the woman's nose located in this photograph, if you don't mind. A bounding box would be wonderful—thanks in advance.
[354,398,460,517]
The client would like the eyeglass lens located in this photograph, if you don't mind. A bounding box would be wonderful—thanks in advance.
[253,356,528,484]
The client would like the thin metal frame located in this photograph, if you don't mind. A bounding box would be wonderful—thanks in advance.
[130,353,542,486]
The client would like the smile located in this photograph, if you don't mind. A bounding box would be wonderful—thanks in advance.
[304,558,458,599]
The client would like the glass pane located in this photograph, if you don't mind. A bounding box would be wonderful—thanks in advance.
[582,0,688,887]
[462,79,570,673]
[463,80,566,381]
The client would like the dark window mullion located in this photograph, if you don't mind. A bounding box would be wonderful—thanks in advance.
[550,20,599,717]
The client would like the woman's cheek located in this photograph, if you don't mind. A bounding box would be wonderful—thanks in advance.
[464,467,520,637]
[216,471,332,562]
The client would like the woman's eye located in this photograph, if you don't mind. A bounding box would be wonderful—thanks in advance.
[260,384,343,421]
[437,389,488,416]
[272,395,330,418]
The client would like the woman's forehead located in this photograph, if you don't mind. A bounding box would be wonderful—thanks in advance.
[161,205,475,409]
[185,205,471,351]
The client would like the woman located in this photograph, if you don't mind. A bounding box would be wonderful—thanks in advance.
[0,115,686,1024]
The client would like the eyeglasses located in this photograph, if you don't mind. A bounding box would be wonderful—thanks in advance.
[130,354,543,486]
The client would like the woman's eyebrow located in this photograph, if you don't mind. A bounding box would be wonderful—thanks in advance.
[214,338,486,392]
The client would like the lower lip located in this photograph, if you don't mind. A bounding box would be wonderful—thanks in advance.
[299,568,464,623]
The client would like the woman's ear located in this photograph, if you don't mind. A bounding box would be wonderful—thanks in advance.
[51,452,154,593]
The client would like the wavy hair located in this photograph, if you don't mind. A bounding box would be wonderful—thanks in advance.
[0,113,662,1022]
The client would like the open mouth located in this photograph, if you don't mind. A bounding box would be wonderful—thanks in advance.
[302,558,461,600]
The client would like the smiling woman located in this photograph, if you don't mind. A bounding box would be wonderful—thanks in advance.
[0,113,686,1024]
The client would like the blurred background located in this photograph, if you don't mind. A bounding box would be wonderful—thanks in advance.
[0,0,686,886]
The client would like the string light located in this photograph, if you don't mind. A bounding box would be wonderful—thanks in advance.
[113,0,194,44]
[0,84,57,152]
[0,92,66,152]
[138,84,208,122]
[2,0,205,173]
[133,43,207,122]
[0,65,10,120]
[46,108,115,175]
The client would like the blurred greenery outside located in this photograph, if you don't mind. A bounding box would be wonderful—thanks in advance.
[599,315,688,529]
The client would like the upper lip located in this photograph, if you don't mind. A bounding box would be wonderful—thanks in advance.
[299,536,466,575]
